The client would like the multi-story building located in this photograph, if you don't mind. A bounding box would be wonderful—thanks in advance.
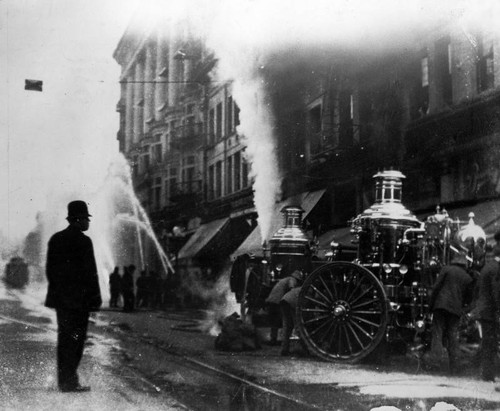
[114,14,500,291]
[113,16,255,287]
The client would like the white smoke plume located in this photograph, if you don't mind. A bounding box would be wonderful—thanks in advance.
[171,0,500,240]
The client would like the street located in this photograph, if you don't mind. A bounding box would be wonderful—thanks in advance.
[3,281,500,411]
[0,283,186,411]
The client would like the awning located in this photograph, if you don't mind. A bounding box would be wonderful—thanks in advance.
[231,189,326,258]
[178,217,230,260]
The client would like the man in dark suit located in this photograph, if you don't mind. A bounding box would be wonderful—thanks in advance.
[428,252,474,374]
[470,245,500,381]
[45,200,102,392]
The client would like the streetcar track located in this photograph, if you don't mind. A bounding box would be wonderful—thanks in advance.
[109,321,325,410]
[0,310,323,410]
[0,312,167,393]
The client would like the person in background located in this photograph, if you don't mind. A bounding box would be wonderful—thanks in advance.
[45,200,102,392]
[469,246,500,382]
[264,270,303,347]
[149,270,161,309]
[109,266,121,308]
[280,282,308,356]
[135,270,149,309]
[122,264,136,312]
[428,251,474,375]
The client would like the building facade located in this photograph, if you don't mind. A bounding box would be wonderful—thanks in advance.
[114,16,500,288]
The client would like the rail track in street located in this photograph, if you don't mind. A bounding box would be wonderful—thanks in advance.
[0,308,323,411]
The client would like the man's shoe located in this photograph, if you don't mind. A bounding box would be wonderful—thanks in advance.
[60,385,91,393]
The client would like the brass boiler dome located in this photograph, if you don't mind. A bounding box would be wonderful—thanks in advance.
[355,170,420,226]
[269,206,310,255]
[454,212,486,268]
[353,170,422,265]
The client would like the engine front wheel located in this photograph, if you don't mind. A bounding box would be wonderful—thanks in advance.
[297,262,388,363]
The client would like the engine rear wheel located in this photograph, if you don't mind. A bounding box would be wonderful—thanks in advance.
[297,262,388,363]
[239,268,261,323]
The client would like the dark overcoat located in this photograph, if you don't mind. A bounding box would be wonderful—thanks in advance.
[45,225,102,311]
[473,259,500,322]
[430,263,473,317]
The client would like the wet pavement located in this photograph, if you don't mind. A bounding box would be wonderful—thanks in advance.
[3,281,500,410]
[0,283,187,411]
[93,307,500,410]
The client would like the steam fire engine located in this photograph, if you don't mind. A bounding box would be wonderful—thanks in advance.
[230,170,486,362]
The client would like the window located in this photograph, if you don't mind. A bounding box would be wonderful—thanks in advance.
[242,155,249,188]
[208,165,215,200]
[414,51,430,118]
[227,156,233,194]
[167,168,177,202]
[154,186,161,210]
[227,96,233,133]
[168,120,176,150]
[436,36,452,105]
[216,103,222,140]
[421,56,429,87]
[234,152,241,191]
[209,109,215,145]
[359,91,373,143]
[132,156,138,177]
[339,90,353,147]
[235,103,240,127]
[184,166,195,193]
[153,177,162,210]
[216,161,222,198]
[477,34,495,92]
[152,144,162,164]
[142,154,150,173]
[185,115,195,136]
[308,105,322,154]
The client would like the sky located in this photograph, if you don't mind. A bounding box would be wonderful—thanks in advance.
[0,0,139,245]
[1,0,499,251]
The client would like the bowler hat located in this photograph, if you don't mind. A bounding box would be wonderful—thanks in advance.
[67,200,92,218]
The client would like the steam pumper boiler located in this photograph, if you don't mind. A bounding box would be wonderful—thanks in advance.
[230,205,314,323]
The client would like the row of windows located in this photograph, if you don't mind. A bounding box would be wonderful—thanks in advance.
[207,151,249,201]
[144,150,250,211]
[304,33,496,157]
[208,96,240,145]
[418,34,495,115]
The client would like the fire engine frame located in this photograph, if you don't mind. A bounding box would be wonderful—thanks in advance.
[231,170,486,363]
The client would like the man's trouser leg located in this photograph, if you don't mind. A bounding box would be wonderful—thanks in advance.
[480,320,497,381]
[444,313,460,374]
[56,309,89,389]
[430,309,446,361]
[280,301,293,355]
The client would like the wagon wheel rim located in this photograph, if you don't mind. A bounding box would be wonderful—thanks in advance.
[297,262,388,362]
[240,295,250,322]
[240,269,257,323]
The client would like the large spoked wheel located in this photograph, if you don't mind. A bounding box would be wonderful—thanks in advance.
[296,262,389,363]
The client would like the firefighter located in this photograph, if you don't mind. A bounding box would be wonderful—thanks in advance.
[428,251,474,374]
[265,270,303,350]
[469,245,500,382]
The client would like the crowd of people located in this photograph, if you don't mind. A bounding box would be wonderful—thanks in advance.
[108,265,172,312]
